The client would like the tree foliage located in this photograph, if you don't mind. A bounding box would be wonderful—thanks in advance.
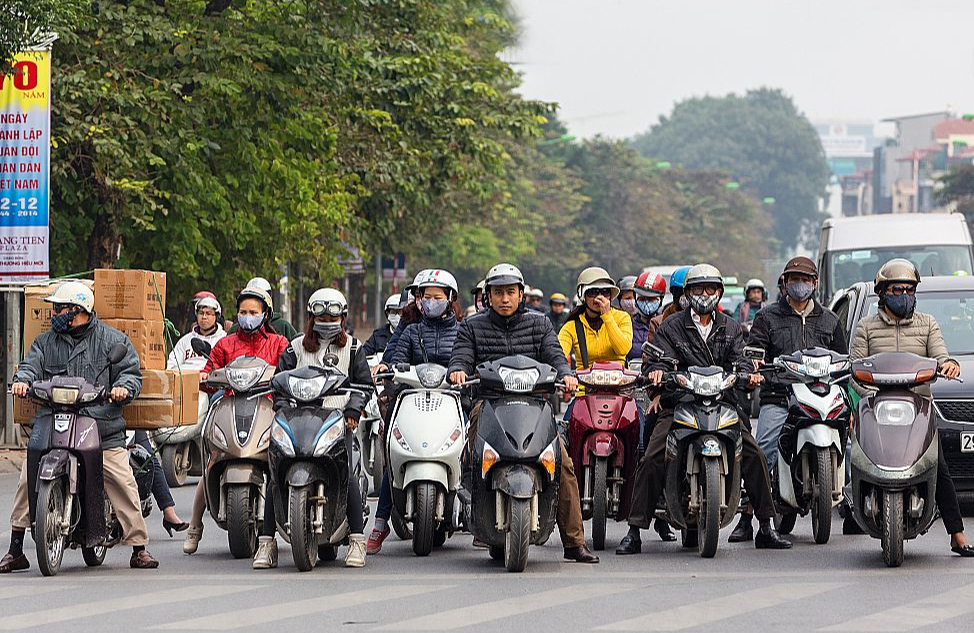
[0,0,87,67]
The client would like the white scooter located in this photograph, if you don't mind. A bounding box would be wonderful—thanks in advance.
[150,397,209,487]
[379,363,466,556]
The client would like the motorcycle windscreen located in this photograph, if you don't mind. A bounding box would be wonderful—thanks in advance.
[480,396,557,458]
[857,395,936,470]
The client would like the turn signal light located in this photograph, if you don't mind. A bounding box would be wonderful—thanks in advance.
[853,369,873,384]
[915,368,936,383]
[539,442,557,479]
[482,442,499,478]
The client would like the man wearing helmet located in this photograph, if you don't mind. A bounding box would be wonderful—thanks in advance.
[616,264,792,555]
[449,263,599,563]
[3,282,159,572]
[228,276,298,340]
[547,292,569,331]
[362,294,405,356]
[525,286,546,313]
[848,259,972,555]
[736,278,767,327]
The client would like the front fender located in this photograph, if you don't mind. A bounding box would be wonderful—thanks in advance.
[582,431,624,467]
[402,461,451,490]
[37,449,71,482]
[796,425,843,455]
[223,463,266,486]
[491,464,541,499]
[286,461,330,488]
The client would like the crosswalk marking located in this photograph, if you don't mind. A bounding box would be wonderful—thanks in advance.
[377,583,630,631]
[0,585,76,600]
[820,582,974,631]
[0,585,259,631]
[596,583,846,631]
[152,584,447,631]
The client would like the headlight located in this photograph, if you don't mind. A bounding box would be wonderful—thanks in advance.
[288,375,327,402]
[210,423,229,450]
[498,367,540,393]
[438,425,463,452]
[51,387,80,405]
[579,368,636,388]
[689,372,732,397]
[313,414,345,457]
[876,400,916,426]
[538,441,557,479]
[417,364,448,389]
[271,421,295,457]
[481,441,499,478]
[800,355,831,378]
[226,366,263,391]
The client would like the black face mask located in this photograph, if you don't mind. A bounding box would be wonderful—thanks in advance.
[884,293,917,319]
[51,309,79,333]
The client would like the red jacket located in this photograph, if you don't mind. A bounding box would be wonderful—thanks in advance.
[204,329,289,376]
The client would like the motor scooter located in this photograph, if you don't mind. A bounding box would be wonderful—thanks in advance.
[150,397,208,487]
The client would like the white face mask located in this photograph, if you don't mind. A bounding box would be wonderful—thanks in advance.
[388,314,401,329]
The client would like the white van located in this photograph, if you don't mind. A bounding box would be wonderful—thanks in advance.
[817,213,974,301]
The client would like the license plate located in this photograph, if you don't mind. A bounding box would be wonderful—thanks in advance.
[962,432,974,453]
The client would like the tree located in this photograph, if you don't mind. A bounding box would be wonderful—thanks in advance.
[0,1,86,67]
[631,88,828,252]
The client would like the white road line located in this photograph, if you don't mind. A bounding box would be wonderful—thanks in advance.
[597,582,846,631]
[152,584,447,631]
[821,582,974,631]
[0,585,76,599]
[0,585,259,631]
[377,583,629,631]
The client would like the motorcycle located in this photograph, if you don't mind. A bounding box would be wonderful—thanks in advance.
[381,363,466,556]
[150,396,208,487]
[567,361,641,551]
[644,343,746,558]
[192,338,275,559]
[848,352,948,567]
[358,354,385,496]
[267,361,369,571]
[763,348,850,544]
[467,355,563,572]
[24,344,148,576]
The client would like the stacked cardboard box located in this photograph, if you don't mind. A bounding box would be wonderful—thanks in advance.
[124,368,200,430]
[94,269,167,371]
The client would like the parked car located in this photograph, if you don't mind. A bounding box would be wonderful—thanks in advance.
[831,276,974,494]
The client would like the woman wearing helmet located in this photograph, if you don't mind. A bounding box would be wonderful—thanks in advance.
[168,296,227,371]
[362,294,405,356]
[617,275,639,316]
[558,267,633,371]
[367,269,462,554]
[736,278,767,327]
[227,277,299,340]
[253,288,374,568]
[183,286,290,556]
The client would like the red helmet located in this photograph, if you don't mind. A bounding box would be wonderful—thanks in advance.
[634,271,666,298]
[192,290,217,306]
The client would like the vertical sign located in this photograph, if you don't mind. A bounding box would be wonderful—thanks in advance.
[0,51,51,281]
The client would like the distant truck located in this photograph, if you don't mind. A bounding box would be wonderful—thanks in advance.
[816,213,974,302]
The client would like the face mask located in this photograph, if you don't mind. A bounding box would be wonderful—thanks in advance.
[237,313,265,333]
[474,299,484,311]
[688,294,719,315]
[619,298,638,316]
[387,314,401,329]
[313,321,343,342]
[51,309,78,333]
[678,294,688,310]
[884,293,917,319]
[421,298,449,318]
[785,281,815,303]
[636,298,661,317]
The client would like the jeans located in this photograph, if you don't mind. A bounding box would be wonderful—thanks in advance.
[133,430,175,511]
[756,404,789,473]
[375,470,393,522]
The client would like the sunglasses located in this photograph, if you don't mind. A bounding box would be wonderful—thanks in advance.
[52,304,77,314]
[309,300,345,317]
[584,288,613,298]
[887,284,917,296]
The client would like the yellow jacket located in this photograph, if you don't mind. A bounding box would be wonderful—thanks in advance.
[558,308,633,370]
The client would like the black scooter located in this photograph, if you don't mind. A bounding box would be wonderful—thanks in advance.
[467,355,563,573]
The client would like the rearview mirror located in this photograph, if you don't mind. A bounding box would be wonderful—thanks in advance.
[641,342,665,361]
[107,344,128,365]
[743,346,766,362]
[191,338,212,358]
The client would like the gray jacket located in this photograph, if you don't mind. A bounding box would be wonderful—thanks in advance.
[13,314,142,449]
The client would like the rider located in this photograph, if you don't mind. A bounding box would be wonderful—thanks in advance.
[448,263,599,564]
[228,276,299,340]
[183,286,290,555]
[629,272,666,364]
[254,288,373,568]
[734,257,846,542]
[470,279,486,313]
[617,276,638,316]
[848,259,973,555]
[616,264,792,554]
[362,294,405,356]
[558,267,633,374]
[525,286,546,313]
[3,281,159,572]
[168,295,227,370]
[648,265,692,343]
[736,278,767,327]
[548,292,570,332]
[367,269,462,554]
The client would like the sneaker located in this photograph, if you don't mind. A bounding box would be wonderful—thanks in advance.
[366,526,390,555]
[345,534,367,568]
[182,524,203,555]
[252,536,278,569]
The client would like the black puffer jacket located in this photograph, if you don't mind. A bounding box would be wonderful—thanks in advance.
[449,306,571,379]
[390,313,459,367]
[362,324,393,356]
[747,296,848,406]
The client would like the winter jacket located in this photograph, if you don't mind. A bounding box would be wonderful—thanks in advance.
[629,314,653,363]
[278,334,372,421]
[14,314,142,449]
[849,308,953,398]
[747,296,847,406]
[548,310,569,333]
[361,324,393,356]
[648,302,681,344]
[229,312,299,341]
[204,328,290,378]
[167,325,227,371]
[448,306,571,380]
[381,318,410,365]
[390,313,459,368]
[736,301,765,325]
[558,308,633,370]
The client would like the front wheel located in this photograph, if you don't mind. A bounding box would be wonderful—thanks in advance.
[775,511,797,535]
[811,448,834,545]
[160,443,190,488]
[82,545,107,567]
[35,478,68,576]
[591,457,609,551]
[881,490,905,568]
[226,484,258,559]
[412,483,437,557]
[505,497,532,573]
[698,458,721,558]
[289,486,317,572]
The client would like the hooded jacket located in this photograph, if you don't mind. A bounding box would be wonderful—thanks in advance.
[167,324,227,371]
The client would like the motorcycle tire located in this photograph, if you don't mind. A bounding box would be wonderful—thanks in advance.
[681,527,698,549]
[505,496,532,573]
[289,485,318,572]
[226,484,258,559]
[488,545,504,561]
[392,505,412,540]
[775,511,798,535]
[413,482,437,557]
[699,458,721,558]
[82,545,107,567]
[369,439,385,499]
[318,544,338,562]
[591,457,609,551]
[36,478,68,576]
[811,447,834,545]
[161,443,189,488]
[881,489,905,568]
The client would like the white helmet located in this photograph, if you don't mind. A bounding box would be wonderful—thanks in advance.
[484,263,525,289]
[307,288,348,317]
[405,269,432,296]
[384,294,403,311]
[247,277,273,293]
[45,281,94,313]
[413,269,459,299]
[238,286,273,312]
[526,287,544,299]
[196,296,222,316]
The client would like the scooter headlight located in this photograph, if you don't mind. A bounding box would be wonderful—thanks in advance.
[313,412,345,457]
[417,364,448,389]
[226,366,263,392]
[799,355,831,378]
[538,441,557,480]
[876,400,916,426]
[51,387,80,405]
[288,375,328,402]
[210,423,229,451]
[498,367,540,393]
[271,420,295,457]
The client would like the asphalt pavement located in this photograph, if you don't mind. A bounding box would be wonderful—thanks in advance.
[1,472,974,632]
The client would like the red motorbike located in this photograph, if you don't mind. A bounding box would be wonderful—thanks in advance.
[568,361,641,550]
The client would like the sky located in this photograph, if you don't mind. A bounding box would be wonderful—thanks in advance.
[509,0,974,139]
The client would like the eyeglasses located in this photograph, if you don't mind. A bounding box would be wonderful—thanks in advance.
[196,309,217,317]
[309,300,345,317]
[584,288,613,298]
[687,285,721,296]
[886,284,917,296]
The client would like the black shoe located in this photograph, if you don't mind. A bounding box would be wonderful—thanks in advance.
[615,533,642,555]
[755,525,792,550]
[728,514,754,543]
[682,529,698,549]
[163,519,189,537]
[843,515,865,535]
[564,544,600,563]
[654,519,676,542]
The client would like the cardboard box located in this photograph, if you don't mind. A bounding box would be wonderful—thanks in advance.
[104,318,166,370]
[22,279,96,350]
[94,269,166,321]
[141,369,200,400]
[123,398,176,430]
[13,397,39,425]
